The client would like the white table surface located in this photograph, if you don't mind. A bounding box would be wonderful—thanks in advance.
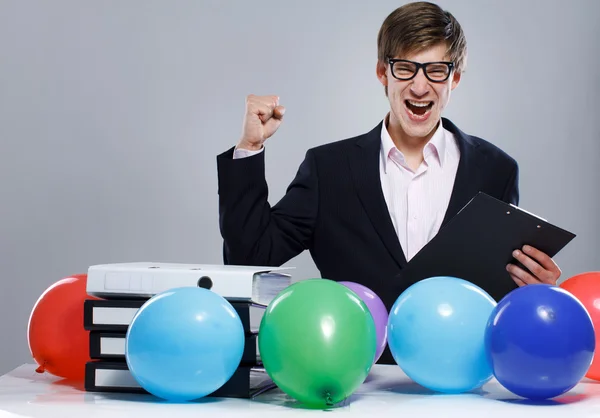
[1,364,600,417]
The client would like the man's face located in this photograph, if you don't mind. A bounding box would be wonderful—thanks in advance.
[377,43,461,140]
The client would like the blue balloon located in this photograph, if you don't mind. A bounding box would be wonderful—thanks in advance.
[388,276,496,393]
[125,287,245,401]
[485,284,595,399]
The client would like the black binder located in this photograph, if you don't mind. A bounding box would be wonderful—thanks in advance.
[84,361,275,398]
[83,299,265,333]
[89,331,261,365]
[398,192,576,302]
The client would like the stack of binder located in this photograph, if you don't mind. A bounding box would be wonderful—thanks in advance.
[82,263,292,399]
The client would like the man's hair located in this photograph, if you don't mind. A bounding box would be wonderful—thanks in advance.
[377,2,467,73]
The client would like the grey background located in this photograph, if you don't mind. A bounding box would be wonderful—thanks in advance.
[1,0,599,375]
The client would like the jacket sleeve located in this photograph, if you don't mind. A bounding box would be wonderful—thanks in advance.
[217,147,318,266]
[501,161,519,206]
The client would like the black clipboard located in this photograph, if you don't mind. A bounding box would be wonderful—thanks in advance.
[398,192,576,302]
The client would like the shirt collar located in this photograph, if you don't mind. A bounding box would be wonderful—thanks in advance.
[380,115,447,173]
[425,120,447,167]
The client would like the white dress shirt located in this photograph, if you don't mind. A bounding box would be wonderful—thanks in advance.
[232,117,460,261]
[379,118,460,261]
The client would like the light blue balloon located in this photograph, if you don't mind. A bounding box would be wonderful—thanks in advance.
[388,276,496,394]
[125,287,245,401]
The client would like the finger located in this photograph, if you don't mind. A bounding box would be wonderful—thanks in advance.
[248,102,275,122]
[272,105,286,120]
[269,95,280,107]
[248,95,280,110]
[512,249,553,283]
[522,245,561,275]
[513,250,559,284]
[263,110,284,136]
[506,263,540,285]
[509,272,526,287]
[255,104,285,123]
[247,98,282,122]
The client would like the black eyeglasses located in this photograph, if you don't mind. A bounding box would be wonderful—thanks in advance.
[388,59,454,82]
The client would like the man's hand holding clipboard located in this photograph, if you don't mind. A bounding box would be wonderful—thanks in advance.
[507,241,563,288]
[397,192,576,302]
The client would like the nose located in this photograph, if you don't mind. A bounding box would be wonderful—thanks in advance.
[410,69,430,97]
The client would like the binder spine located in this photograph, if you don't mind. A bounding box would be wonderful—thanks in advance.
[89,331,260,365]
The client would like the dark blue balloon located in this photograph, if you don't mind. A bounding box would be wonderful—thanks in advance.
[485,284,595,399]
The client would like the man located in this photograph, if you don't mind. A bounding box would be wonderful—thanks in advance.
[216,2,561,363]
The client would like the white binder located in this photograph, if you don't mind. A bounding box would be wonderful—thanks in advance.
[86,262,293,305]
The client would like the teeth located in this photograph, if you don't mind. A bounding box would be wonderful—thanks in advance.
[407,100,432,107]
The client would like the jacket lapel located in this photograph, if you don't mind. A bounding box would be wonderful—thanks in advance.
[348,122,408,268]
[440,117,485,227]
[347,117,484,268]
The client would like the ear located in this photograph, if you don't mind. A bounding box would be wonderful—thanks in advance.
[376,61,388,88]
[451,70,461,91]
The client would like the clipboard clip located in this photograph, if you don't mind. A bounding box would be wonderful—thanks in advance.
[508,203,548,222]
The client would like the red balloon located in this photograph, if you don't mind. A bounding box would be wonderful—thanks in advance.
[27,274,98,380]
[560,271,600,381]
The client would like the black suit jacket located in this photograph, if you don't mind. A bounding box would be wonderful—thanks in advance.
[217,117,519,364]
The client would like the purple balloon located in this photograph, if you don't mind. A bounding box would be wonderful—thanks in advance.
[339,281,388,363]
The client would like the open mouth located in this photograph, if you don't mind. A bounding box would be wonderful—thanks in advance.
[405,100,434,117]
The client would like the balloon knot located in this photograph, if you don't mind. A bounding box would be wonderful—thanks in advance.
[324,391,334,407]
[35,365,45,374]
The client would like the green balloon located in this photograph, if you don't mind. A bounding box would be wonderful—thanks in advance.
[258,279,376,408]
